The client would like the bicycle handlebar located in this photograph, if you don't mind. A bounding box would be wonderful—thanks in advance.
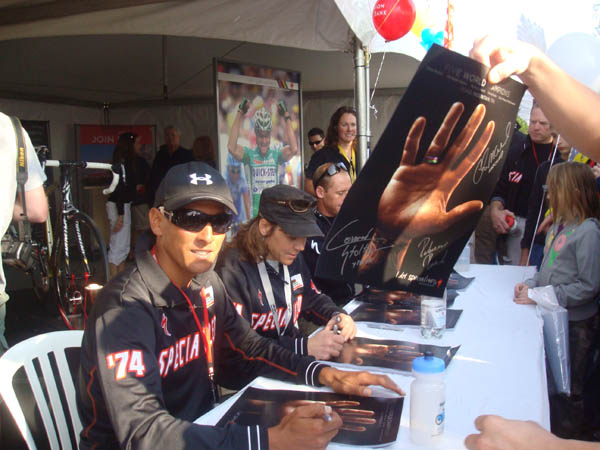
[44,160,120,195]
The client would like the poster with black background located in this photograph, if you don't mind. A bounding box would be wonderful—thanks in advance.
[333,336,460,373]
[217,387,403,446]
[316,45,526,297]
[350,303,463,329]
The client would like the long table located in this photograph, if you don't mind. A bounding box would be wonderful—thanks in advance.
[196,264,549,449]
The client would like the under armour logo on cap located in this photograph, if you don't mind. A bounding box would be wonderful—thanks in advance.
[189,173,212,185]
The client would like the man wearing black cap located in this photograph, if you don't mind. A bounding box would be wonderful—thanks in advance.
[217,184,357,377]
[76,162,402,450]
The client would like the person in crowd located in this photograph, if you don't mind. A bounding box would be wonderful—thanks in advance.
[302,162,354,306]
[192,135,217,168]
[216,184,357,374]
[149,125,193,204]
[304,107,357,196]
[77,161,401,449]
[225,155,250,233]
[129,133,151,260]
[106,132,137,277]
[513,161,600,438]
[0,113,48,354]
[520,135,572,268]
[464,33,600,450]
[474,103,555,265]
[228,100,299,218]
[307,127,325,152]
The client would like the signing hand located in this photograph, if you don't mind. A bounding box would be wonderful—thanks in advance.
[318,367,405,397]
[537,215,553,235]
[308,328,345,360]
[376,102,495,242]
[465,415,563,450]
[268,403,342,450]
[514,282,535,305]
[327,314,357,341]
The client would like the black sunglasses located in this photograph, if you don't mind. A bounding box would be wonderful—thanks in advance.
[309,138,323,147]
[229,167,241,174]
[268,199,316,213]
[314,162,348,187]
[160,207,232,233]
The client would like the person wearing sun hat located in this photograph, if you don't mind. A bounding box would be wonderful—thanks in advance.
[216,184,357,386]
[76,161,401,450]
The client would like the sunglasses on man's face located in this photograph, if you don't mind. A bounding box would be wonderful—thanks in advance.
[229,167,241,174]
[314,162,348,187]
[309,138,323,147]
[268,198,316,213]
[159,207,232,233]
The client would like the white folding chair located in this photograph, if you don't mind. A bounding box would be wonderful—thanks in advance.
[0,330,84,450]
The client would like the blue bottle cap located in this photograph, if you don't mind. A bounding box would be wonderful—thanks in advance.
[412,351,445,374]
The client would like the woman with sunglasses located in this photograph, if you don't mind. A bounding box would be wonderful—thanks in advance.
[304,106,357,196]
[216,184,357,374]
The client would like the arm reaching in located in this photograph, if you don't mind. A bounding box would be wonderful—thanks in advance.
[359,102,495,274]
[470,35,600,162]
[227,98,249,161]
[465,414,599,450]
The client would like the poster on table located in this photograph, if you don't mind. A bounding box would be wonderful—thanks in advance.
[214,59,302,233]
[217,387,403,447]
[350,302,463,329]
[316,44,526,297]
[75,124,156,185]
[332,336,460,373]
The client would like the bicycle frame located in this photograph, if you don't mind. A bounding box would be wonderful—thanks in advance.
[43,159,119,328]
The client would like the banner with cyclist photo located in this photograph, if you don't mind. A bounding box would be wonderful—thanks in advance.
[214,59,302,232]
[76,124,156,185]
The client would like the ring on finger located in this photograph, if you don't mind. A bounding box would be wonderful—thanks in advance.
[424,155,440,165]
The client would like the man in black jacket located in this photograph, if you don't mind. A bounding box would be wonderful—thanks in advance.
[76,161,401,450]
[303,162,354,306]
[474,104,554,264]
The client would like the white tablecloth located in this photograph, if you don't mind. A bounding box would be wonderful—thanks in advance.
[196,264,549,449]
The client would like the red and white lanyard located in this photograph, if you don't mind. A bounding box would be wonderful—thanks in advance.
[152,246,219,402]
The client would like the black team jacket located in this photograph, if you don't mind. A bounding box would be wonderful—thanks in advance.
[77,234,327,450]
[216,247,343,365]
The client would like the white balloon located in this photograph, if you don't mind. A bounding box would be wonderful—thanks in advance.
[546,32,600,92]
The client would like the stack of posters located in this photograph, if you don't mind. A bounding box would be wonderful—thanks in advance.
[350,303,463,329]
[332,337,460,373]
[217,387,404,446]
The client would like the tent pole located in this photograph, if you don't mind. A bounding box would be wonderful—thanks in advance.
[364,49,371,161]
[354,37,368,172]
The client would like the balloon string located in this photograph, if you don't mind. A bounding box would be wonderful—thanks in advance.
[369,51,386,119]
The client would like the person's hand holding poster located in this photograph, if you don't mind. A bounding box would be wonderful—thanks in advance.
[316,45,526,297]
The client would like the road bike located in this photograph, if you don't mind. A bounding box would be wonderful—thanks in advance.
[38,148,120,329]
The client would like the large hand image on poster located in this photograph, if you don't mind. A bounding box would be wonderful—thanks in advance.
[215,60,302,229]
[316,45,526,297]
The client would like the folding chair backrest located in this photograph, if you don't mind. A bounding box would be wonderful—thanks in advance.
[0,330,84,450]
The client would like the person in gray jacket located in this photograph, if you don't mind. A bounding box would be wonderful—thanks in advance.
[513,161,600,439]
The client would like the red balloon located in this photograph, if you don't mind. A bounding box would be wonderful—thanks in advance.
[372,0,417,42]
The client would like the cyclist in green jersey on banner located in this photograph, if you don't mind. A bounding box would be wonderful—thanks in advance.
[228,99,299,217]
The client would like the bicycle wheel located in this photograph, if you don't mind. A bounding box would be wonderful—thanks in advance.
[51,211,109,330]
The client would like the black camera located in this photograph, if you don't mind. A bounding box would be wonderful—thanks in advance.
[1,228,34,271]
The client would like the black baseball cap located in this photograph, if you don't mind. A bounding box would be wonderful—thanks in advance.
[154,161,237,215]
[259,184,322,238]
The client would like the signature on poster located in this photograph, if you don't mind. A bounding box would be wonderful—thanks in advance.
[473,121,512,184]
[417,237,448,268]
[327,220,380,274]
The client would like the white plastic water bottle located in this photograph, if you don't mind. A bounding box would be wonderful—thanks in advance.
[410,352,446,446]
[420,289,446,338]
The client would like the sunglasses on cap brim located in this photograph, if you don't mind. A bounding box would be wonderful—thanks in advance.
[267,198,316,213]
[314,162,348,187]
[159,206,232,233]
